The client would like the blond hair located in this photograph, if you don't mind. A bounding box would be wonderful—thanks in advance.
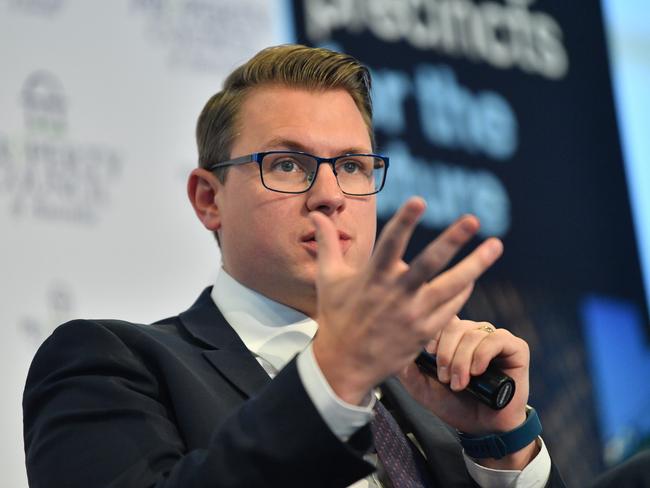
[196,44,374,181]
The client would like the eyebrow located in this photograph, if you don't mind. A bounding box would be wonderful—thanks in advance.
[261,137,372,156]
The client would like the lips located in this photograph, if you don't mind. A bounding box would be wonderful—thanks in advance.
[300,230,351,255]
[300,230,351,242]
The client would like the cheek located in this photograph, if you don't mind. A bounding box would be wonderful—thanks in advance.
[221,214,284,278]
[221,186,288,243]
[240,205,294,256]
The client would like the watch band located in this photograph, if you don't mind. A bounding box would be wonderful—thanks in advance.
[458,406,542,459]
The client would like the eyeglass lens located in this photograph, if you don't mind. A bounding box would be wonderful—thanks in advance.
[260,152,385,195]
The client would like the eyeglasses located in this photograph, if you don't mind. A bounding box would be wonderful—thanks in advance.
[207,150,389,196]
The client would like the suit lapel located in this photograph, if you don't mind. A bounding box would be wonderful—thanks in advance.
[178,287,271,398]
[201,349,270,398]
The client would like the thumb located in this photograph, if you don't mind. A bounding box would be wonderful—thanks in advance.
[309,212,345,280]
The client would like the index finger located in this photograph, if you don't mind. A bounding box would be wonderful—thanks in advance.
[371,197,426,272]
[310,212,346,280]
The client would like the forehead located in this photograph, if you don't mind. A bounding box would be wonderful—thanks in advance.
[231,85,373,156]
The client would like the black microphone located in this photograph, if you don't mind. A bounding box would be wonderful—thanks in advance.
[415,350,515,410]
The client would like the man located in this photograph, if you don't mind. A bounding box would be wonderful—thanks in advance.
[24,45,564,487]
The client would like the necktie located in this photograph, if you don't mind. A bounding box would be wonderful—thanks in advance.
[371,401,434,488]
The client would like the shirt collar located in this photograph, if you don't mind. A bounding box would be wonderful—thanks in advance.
[211,269,318,372]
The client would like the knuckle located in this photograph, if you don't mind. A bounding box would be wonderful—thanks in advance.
[436,351,451,367]
[413,319,430,336]
[463,282,475,296]
[518,337,530,356]
[448,322,466,338]
[377,233,399,254]
[450,359,468,377]
[448,233,467,247]
[450,366,462,377]
[469,328,486,339]
[493,326,509,337]
[401,307,420,325]
[472,349,491,365]
[397,212,414,228]
[421,249,446,274]
[423,284,443,304]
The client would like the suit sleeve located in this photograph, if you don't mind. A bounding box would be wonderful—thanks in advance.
[23,320,374,488]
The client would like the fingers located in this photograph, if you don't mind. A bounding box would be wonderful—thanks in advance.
[420,237,503,311]
[400,214,480,291]
[417,285,474,351]
[310,212,345,279]
[371,197,426,273]
[469,331,529,377]
[435,321,528,392]
[436,322,495,390]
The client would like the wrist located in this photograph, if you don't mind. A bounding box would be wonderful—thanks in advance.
[477,438,539,470]
[458,406,542,468]
[312,337,373,405]
[487,408,528,434]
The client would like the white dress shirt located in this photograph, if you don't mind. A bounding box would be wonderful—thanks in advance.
[211,268,551,487]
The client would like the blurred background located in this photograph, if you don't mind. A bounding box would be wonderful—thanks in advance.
[2,1,648,486]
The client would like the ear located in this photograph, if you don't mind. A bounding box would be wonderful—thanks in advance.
[187,168,223,232]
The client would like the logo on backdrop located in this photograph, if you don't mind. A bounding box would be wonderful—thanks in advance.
[305,0,569,80]
[130,0,273,73]
[0,71,123,224]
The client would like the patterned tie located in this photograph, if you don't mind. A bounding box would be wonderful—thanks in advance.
[371,401,434,488]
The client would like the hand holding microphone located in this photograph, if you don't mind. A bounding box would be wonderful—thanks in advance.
[413,320,516,410]
[415,350,515,410]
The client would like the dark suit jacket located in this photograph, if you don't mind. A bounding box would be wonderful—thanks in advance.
[23,287,565,487]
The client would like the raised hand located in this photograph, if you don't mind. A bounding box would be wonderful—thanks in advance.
[310,197,503,406]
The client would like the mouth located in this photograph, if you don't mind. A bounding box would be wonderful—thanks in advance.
[300,230,351,255]
[301,230,351,242]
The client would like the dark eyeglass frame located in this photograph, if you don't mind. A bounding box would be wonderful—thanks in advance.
[207,150,389,196]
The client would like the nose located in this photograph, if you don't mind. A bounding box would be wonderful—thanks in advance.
[305,163,345,215]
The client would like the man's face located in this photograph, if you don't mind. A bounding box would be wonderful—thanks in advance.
[215,85,377,316]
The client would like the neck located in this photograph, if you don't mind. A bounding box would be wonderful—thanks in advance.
[222,265,319,319]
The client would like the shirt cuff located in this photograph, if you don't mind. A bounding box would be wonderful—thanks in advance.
[463,437,552,488]
[296,343,374,441]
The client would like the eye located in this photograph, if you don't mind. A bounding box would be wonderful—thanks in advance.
[343,161,359,173]
[279,160,297,172]
[338,158,366,174]
[270,157,304,173]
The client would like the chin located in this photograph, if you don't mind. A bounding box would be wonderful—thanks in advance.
[294,268,318,289]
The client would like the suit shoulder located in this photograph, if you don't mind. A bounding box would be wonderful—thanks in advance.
[52,317,146,335]
[29,319,147,373]
[27,318,181,380]
[47,316,180,346]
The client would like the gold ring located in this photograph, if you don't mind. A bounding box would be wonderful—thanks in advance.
[476,324,495,334]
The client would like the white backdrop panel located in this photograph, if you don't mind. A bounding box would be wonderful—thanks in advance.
[0,1,287,485]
